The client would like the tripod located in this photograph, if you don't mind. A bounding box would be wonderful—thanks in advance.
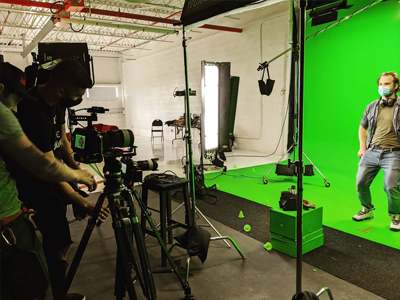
[61,154,195,300]
[61,154,156,300]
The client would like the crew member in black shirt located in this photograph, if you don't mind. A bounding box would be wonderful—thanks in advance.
[11,59,109,300]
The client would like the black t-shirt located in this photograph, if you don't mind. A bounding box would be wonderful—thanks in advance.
[18,86,65,159]
[5,87,65,192]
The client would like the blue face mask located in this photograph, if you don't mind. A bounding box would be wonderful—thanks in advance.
[379,86,392,97]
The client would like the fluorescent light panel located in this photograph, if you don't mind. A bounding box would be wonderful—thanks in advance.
[203,64,219,151]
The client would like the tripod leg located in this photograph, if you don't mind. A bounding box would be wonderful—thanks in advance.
[115,246,130,300]
[302,152,330,187]
[108,193,139,300]
[122,190,157,300]
[61,192,107,298]
[263,145,295,183]
[195,207,231,248]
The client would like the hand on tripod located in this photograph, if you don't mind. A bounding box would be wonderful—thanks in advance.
[74,169,98,191]
[83,201,110,223]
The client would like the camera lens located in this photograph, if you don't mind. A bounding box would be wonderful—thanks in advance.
[136,159,158,171]
[101,129,134,149]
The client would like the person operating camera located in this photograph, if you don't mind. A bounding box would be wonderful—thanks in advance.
[6,59,110,300]
[0,63,97,300]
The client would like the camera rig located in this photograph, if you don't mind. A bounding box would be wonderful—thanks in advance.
[69,106,134,164]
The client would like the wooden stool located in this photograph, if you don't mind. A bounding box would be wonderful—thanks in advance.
[141,178,194,267]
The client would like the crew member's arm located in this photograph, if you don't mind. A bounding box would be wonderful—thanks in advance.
[358,125,368,158]
[57,181,109,222]
[43,149,109,221]
[0,134,96,188]
[60,124,80,170]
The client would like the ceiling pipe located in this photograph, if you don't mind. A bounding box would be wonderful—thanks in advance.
[0,0,242,33]
[100,10,181,50]
[59,17,177,34]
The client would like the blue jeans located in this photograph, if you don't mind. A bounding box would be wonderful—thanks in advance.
[356,148,400,214]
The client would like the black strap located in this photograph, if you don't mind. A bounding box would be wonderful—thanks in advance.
[266,65,271,79]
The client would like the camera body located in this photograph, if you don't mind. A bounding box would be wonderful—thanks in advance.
[69,107,134,164]
[71,127,104,163]
[121,158,159,187]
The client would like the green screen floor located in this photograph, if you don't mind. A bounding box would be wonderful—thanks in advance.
[204,163,400,250]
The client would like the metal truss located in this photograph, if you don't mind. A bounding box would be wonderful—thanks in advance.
[0,0,185,54]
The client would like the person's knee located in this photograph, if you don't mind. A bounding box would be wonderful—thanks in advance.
[356,178,369,191]
[385,184,400,194]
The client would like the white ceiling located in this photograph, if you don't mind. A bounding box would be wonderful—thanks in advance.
[0,0,286,58]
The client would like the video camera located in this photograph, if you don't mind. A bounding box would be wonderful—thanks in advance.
[70,107,160,185]
[121,157,159,187]
[70,106,134,163]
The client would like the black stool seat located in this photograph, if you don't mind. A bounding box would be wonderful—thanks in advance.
[141,178,194,267]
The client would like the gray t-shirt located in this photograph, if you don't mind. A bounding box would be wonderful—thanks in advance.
[0,101,24,220]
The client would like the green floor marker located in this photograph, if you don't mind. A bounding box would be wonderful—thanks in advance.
[216,184,219,188]
[238,211,244,218]
[234,164,237,168]
[207,167,211,171]
[313,269,317,272]
[252,168,255,172]
[263,242,272,251]
[244,224,251,232]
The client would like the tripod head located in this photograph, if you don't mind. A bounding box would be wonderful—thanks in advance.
[103,150,135,192]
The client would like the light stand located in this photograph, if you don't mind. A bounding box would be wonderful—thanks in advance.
[293,2,333,298]
[295,1,306,294]
[177,25,245,253]
[181,27,196,221]
[179,27,235,248]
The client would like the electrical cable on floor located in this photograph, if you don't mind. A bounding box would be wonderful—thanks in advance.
[204,174,223,181]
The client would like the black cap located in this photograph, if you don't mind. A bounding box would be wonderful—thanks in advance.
[0,62,37,102]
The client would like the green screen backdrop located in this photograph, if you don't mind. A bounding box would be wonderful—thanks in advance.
[205,0,400,249]
[304,0,400,173]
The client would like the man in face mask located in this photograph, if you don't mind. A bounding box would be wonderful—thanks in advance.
[354,72,400,231]
[6,59,109,300]
[0,62,99,300]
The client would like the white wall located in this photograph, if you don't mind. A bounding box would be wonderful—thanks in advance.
[2,52,31,71]
[72,56,126,129]
[122,4,291,155]
[1,52,125,130]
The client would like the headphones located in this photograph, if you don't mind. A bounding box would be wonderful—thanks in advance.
[379,97,396,107]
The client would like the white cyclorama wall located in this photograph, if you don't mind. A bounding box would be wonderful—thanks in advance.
[122,7,291,155]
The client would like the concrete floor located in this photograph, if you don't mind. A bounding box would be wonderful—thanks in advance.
[69,136,385,300]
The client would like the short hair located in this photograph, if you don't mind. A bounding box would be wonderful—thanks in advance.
[377,72,399,94]
[49,59,93,89]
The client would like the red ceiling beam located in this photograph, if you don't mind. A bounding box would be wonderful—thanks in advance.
[0,0,242,33]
